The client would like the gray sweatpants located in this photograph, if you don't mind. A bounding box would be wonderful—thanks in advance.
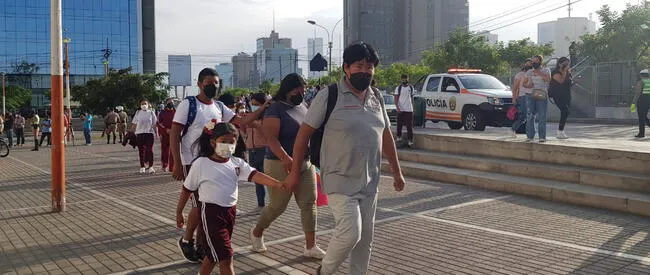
[321,192,378,275]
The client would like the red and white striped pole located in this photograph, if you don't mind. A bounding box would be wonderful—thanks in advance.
[51,0,66,212]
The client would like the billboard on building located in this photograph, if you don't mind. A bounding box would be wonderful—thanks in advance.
[168,55,192,86]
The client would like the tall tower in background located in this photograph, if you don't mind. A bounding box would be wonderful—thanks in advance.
[344,0,468,65]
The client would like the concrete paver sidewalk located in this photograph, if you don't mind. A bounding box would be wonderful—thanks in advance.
[1,137,650,274]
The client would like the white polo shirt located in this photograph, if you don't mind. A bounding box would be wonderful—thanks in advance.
[182,156,256,207]
[173,97,236,165]
[393,85,414,112]
[132,110,157,134]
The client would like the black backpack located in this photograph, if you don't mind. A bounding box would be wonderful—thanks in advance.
[310,84,338,169]
[309,84,384,168]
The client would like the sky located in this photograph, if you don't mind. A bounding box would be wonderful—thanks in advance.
[154,0,634,87]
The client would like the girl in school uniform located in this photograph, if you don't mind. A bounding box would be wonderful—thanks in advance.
[175,120,285,275]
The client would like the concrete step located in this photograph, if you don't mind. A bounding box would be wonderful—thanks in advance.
[412,134,650,175]
[396,149,650,194]
[382,160,650,217]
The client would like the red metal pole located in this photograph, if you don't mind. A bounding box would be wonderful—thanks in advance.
[51,0,66,212]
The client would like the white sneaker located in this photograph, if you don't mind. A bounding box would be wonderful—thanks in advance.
[147,167,156,174]
[407,141,414,148]
[525,139,534,143]
[557,131,569,139]
[304,245,326,259]
[250,227,267,252]
[161,167,168,172]
[236,209,245,216]
[139,168,146,174]
[511,130,517,138]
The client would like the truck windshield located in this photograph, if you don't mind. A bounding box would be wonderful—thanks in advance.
[458,75,506,90]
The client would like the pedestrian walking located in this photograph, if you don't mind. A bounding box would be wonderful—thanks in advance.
[549,57,573,139]
[171,68,269,263]
[30,110,40,151]
[523,55,552,143]
[286,42,406,275]
[4,112,14,147]
[80,112,93,145]
[63,109,72,145]
[0,114,4,137]
[510,59,532,138]
[39,115,52,147]
[243,92,268,213]
[132,100,158,174]
[105,108,119,144]
[632,69,650,138]
[157,99,176,172]
[175,122,284,275]
[14,113,25,146]
[116,106,128,143]
[250,73,326,259]
[394,74,415,147]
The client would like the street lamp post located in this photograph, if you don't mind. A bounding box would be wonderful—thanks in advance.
[307,18,343,72]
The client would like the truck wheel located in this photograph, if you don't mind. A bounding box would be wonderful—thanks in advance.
[462,107,486,131]
[447,121,463,130]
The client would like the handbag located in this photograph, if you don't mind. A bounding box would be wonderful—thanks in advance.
[506,105,518,121]
[532,89,548,101]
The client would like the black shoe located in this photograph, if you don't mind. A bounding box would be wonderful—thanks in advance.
[31,148,39,151]
[635,134,645,138]
[177,237,199,263]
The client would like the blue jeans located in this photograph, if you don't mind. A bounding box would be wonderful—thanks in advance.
[248,148,266,207]
[83,128,92,144]
[525,94,548,140]
[511,96,526,132]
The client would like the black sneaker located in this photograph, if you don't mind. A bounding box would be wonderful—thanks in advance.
[635,134,645,138]
[177,237,199,263]
[195,245,205,262]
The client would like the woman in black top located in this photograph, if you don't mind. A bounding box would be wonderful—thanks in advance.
[549,57,572,139]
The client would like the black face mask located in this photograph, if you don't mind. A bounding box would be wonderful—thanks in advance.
[203,83,219,99]
[402,81,408,85]
[348,72,373,91]
[289,93,304,106]
[532,63,541,69]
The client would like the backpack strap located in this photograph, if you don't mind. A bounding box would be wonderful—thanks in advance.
[182,96,197,137]
[371,87,385,110]
[322,84,339,128]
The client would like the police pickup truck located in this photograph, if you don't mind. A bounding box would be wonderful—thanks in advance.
[415,69,515,131]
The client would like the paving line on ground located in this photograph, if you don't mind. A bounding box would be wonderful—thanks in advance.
[8,155,176,225]
[379,207,650,265]
[110,193,509,274]
[0,190,181,213]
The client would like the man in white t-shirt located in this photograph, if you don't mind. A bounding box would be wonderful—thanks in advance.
[170,68,269,263]
[393,74,415,147]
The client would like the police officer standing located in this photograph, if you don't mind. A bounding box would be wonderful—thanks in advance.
[632,69,650,138]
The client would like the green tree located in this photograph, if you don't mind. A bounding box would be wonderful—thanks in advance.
[71,67,170,114]
[421,30,509,75]
[5,86,32,110]
[497,38,555,68]
[374,63,431,89]
[576,4,650,67]
[222,87,253,97]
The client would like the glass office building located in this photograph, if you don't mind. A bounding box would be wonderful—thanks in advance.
[0,0,155,107]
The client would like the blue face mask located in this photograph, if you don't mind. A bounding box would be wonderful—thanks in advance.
[251,106,260,112]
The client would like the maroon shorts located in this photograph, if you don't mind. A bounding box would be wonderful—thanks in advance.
[183,165,200,208]
[200,202,236,262]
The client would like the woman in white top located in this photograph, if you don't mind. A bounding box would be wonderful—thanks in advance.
[523,55,551,143]
[132,99,158,173]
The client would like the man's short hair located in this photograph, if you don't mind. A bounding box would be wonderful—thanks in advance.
[198,68,219,83]
[401,74,408,79]
[218,93,236,108]
[343,42,380,67]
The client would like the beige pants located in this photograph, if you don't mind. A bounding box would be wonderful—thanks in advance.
[256,159,317,232]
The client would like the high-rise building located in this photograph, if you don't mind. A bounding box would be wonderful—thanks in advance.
[215,63,233,89]
[0,0,156,107]
[538,17,597,58]
[307,38,326,79]
[232,53,253,89]
[477,31,499,45]
[254,31,299,85]
[344,0,469,65]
